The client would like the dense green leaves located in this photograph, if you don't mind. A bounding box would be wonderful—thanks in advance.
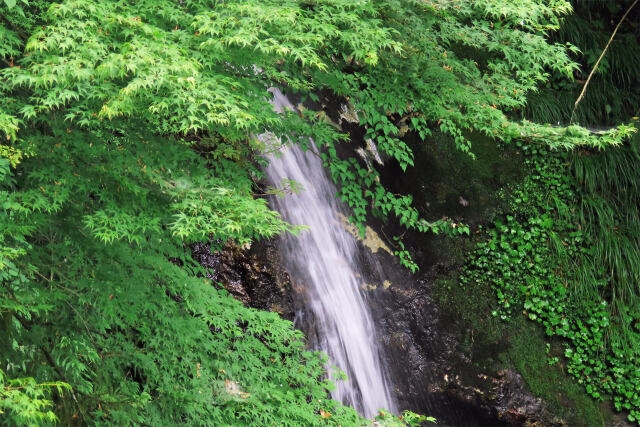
[0,1,377,423]
[462,2,640,422]
[524,0,640,126]
[0,0,636,424]
[462,137,640,423]
[0,370,69,425]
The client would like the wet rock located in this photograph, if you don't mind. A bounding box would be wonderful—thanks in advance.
[346,224,568,426]
[443,370,566,426]
[337,212,393,255]
[611,413,635,427]
[490,370,562,425]
[338,101,360,125]
[190,229,570,425]
[190,240,295,320]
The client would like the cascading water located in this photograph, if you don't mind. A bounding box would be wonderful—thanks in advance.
[263,88,396,418]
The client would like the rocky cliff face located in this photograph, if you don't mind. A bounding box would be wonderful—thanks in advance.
[191,229,570,426]
[352,227,569,427]
[187,93,615,426]
[190,240,296,321]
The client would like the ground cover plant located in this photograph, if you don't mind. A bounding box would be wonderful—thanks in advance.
[462,138,640,423]
[462,1,640,422]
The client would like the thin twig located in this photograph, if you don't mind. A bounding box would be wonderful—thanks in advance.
[3,382,64,391]
[570,0,639,124]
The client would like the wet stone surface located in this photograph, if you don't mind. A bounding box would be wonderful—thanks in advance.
[193,234,568,426]
[189,91,585,426]
[352,234,571,427]
[190,240,296,321]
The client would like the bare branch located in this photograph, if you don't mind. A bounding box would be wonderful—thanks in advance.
[570,0,639,124]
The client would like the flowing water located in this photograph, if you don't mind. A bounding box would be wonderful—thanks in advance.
[263,88,396,418]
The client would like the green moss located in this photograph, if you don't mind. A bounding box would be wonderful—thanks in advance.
[504,319,610,427]
[433,270,612,427]
[403,132,524,224]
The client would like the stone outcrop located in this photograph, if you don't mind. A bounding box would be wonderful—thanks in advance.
[192,230,570,426]
[190,240,296,321]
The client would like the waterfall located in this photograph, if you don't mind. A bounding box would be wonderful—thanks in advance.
[263,88,396,418]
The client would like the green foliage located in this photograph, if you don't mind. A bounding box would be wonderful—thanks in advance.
[466,2,640,421]
[0,370,70,425]
[1,122,370,425]
[523,0,640,126]
[375,409,436,426]
[0,1,387,424]
[1,0,635,424]
[434,271,610,426]
[308,0,633,267]
[503,318,610,427]
[462,137,640,423]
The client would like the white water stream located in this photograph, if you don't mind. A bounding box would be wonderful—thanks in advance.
[263,88,395,417]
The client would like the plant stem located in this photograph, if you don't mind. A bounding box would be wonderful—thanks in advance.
[570,0,639,124]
